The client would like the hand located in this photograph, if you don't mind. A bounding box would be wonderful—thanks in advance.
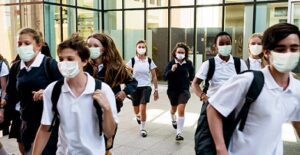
[0,98,6,108]
[32,89,44,102]
[153,90,159,101]
[115,91,126,101]
[216,146,229,155]
[0,109,4,123]
[171,64,177,72]
[200,93,208,102]
[93,90,110,111]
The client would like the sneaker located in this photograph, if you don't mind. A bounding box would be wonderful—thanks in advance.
[172,121,177,129]
[140,129,147,137]
[136,116,141,124]
[175,133,184,141]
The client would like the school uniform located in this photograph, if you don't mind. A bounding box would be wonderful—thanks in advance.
[164,59,194,105]
[0,61,9,134]
[127,56,157,105]
[5,52,62,153]
[246,57,263,70]
[208,66,300,155]
[195,54,248,97]
[41,73,118,155]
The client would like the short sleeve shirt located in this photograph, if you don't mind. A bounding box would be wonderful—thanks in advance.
[249,57,262,70]
[41,73,118,155]
[127,56,157,87]
[0,62,9,77]
[195,55,248,97]
[208,67,300,155]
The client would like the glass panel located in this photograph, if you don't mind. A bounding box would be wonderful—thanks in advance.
[224,5,253,59]
[77,0,100,9]
[225,0,252,3]
[44,0,60,3]
[147,9,168,80]
[44,4,61,58]
[78,9,100,39]
[147,0,168,7]
[19,4,44,33]
[170,8,194,66]
[291,2,300,74]
[171,0,194,6]
[196,6,222,71]
[62,7,76,40]
[104,0,122,10]
[197,0,222,5]
[0,0,20,4]
[124,10,144,61]
[104,11,123,56]
[125,0,144,8]
[0,5,21,63]
[255,3,287,34]
[62,0,75,5]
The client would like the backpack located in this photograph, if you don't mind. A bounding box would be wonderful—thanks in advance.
[48,78,103,136]
[131,57,152,71]
[194,70,264,155]
[203,57,241,93]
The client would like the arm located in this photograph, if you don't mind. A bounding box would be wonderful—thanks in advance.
[32,125,52,155]
[207,104,228,155]
[151,69,159,101]
[292,122,300,138]
[163,61,174,81]
[192,77,208,102]
[188,61,195,82]
[0,76,7,107]
[123,77,138,95]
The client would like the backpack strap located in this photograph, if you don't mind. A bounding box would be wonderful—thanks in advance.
[234,70,264,132]
[233,57,241,74]
[245,58,250,70]
[43,56,55,82]
[94,79,103,136]
[148,57,152,71]
[48,79,64,132]
[203,58,215,93]
[131,57,135,68]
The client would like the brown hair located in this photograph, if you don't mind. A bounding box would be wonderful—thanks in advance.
[0,54,9,68]
[87,33,132,87]
[171,42,189,61]
[136,40,147,56]
[18,28,42,44]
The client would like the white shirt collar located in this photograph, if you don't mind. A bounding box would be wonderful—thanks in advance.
[215,54,234,64]
[62,73,95,95]
[262,66,297,93]
[20,52,44,72]
[174,59,187,65]
[249,57,262,63]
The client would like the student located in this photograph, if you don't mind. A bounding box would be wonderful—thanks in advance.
[32,37,118,155]
[86,33,137,154]
[245,33,265,70]
[126,40,159,137]
[164,42,194,141]
[2,28,61,155]
[192,31,247,103]
[207,23,300,155]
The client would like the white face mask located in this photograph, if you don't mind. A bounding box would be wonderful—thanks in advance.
[176,53,185,60]
[218,45,232,56]
[137,48,146,55]
[249,45,263,56]
[270,51,300,73]
[17,44,36,62]
[89,47,101,59]
[58,61,81,78]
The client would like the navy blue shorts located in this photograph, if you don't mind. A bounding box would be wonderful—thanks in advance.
[167,89,190,106]
[131,86,152,106]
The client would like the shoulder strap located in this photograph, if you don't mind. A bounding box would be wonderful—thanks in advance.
[11,60,21,79]
[131,57,135,68]
[233,57,241,74]
[234,70,264,132]
[203,58,215,93]
[48,79,64,132]
[43,56,55,82]
[148,57,152,71]
[94,79,103,136]
[245,58,250,70]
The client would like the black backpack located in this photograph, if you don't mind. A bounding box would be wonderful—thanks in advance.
[131,57,152,71]
[203,57,241,93]
[48,78,104,136]
[194,70,264,155]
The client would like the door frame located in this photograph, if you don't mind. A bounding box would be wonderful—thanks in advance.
[288,0,300,23]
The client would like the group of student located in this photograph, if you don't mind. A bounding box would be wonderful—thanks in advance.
[0,22,299,155]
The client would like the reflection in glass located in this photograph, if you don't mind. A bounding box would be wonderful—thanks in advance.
[124,10,144,61]
[62,0,75,5]
[197,0,222,5]
[77,0,99,9]
[104,0,122,10]
[171,0,193,6]
[147,9,168,79]
[104,11,123,56]
[62,7,76,40]
[77,9,99,39]
[147,0,168,7]
[196,6,222,71]
[125,0,144,8]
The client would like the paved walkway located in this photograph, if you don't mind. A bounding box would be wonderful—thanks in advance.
[1,84,300,155]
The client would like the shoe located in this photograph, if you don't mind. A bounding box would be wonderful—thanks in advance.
[175,133,184,141]
[136,116,141,124]
[140,129,147,137]
[172,121,177,129]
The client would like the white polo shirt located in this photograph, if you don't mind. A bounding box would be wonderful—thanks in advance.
[0,61,9,77]
[41,73,118,155]
[209,66,300,155]
[127,56,157,87]
[249,57,262,70]
[195,55,247,97]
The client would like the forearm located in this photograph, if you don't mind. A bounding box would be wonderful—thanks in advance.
[123,78,138,95]
[192,77,204,97]
[292,121,300,138]
[32,125,51,155]
[207,104,227,152]
[102,106,117,138]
